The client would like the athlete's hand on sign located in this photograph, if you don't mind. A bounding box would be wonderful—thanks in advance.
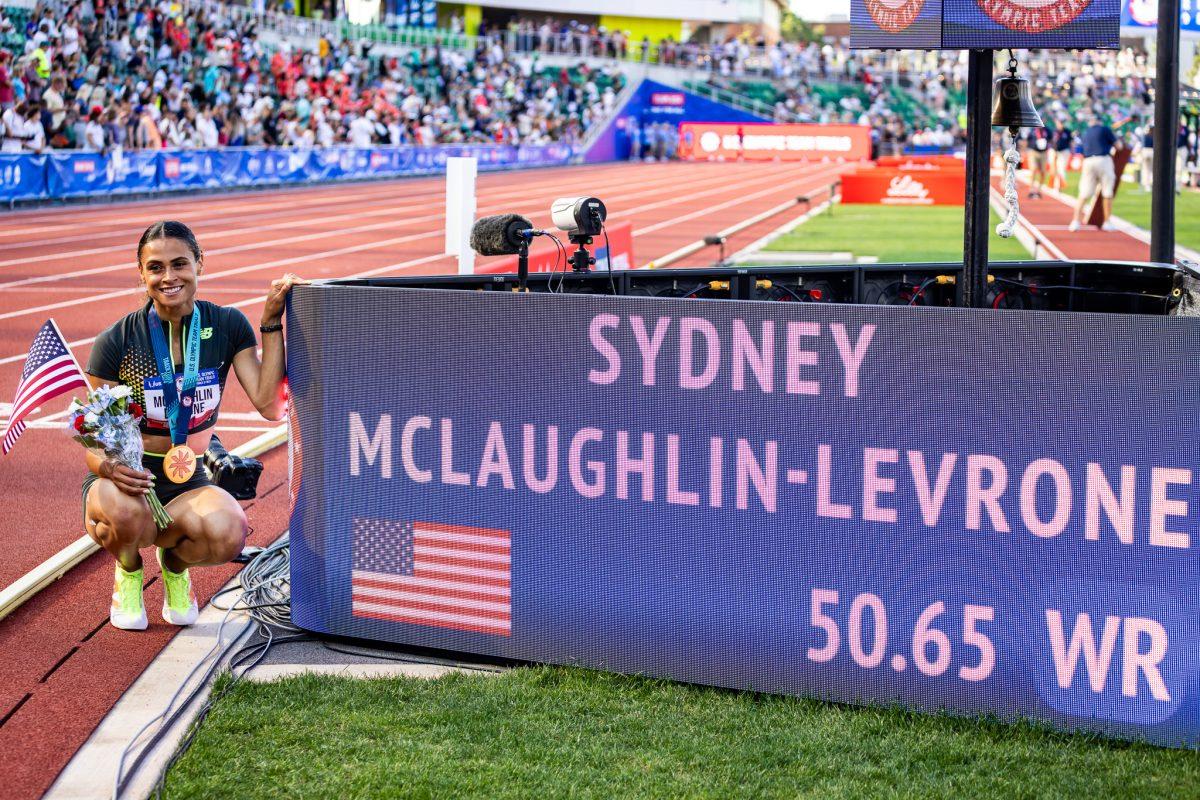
[100,458,155,497]
[261,273,311,325]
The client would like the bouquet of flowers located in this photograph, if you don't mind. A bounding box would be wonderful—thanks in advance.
[67,384,172,530]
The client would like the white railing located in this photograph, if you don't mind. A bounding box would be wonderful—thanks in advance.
[190,2,864,82]
[687,81,798,122]
[575,76,640,156]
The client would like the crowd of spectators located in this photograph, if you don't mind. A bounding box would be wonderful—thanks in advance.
[462,18,970,155]
[461,14,1195,164]
[0,1,624,153]
[470,14,865,79]
[0,0,1192,171]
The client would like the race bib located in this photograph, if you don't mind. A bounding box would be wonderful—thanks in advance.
[143,368,221,432]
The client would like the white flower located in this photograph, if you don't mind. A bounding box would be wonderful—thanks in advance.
[84,412,99,426]
[110,385,132,400]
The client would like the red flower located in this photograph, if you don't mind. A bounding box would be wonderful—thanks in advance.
[73,415,85,432]
[129,402,144,418]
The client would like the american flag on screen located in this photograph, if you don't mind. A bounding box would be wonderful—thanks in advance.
[351,518,512,636]
[2,319,88,454]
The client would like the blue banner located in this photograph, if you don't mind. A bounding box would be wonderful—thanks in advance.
[585,79,768,163]
[159,150,225,190]
[45,150,159,196]
[288,286,1200,748]
[112,151,168,195]
[1121,0,1200,32]
[1,144,577,203]
[0,154,48,202]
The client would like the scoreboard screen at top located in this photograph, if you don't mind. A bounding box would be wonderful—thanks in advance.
[850,0,1120,49]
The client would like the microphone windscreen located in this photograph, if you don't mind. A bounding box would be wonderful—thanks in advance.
[470,214,531,256]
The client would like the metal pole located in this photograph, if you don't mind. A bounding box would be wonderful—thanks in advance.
[1150,0,1181,264]
[962,49,993,308]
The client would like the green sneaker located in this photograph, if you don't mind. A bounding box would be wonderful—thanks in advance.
[110,563,147,631]
[156,548,199,626]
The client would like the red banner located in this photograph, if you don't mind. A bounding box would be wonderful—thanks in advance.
[840,167,965,206]
[477,221,636,274]
[678,123,872,162]
[875,155,965,169]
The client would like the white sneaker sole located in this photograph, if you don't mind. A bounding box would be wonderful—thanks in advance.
[161,602,200,626]
[110,606,148,631]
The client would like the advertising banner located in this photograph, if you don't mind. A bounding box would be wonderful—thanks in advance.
[45,151,106,197]
[1121,0,1200,33]
[45,150,159,196]
[841,166,966,205]
[106,151,163,195]
[0,154,48,202]
[876,154,965,169]
[678,123,873,162]
[584,78,768,163]
[159,150,226,190]
[287,286,1200,748]
[3,143,577,203]
[476,221,637,274]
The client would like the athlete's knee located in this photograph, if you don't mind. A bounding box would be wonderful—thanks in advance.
[201,508,247,564]
[92,490,154,547]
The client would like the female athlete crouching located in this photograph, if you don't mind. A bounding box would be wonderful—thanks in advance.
[83,220,307,630]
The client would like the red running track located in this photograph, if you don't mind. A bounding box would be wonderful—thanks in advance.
[0,158,851,800]
[991,176,1155,262]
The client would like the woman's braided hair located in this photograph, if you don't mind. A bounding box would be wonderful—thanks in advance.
[137,220,203,266]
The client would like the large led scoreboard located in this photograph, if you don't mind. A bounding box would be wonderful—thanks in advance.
[851,0,1121,49]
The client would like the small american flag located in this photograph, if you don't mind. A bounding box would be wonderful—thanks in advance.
[351,518,511,636]
[3,320,88,455]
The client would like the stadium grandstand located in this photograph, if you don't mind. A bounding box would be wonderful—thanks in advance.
[0,0,1195,183]
[0,0,626,150]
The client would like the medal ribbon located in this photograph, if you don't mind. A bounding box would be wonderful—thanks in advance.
[146,304,202,447]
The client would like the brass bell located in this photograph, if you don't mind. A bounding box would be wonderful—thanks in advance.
[991,74,1043,129]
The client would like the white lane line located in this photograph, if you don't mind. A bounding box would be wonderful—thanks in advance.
[0,175,440,241]
[0,285,259,295]
[216,411,277,421]
[0,183,427,264]
[0,159,649,256]
[635,163,845,236]
[209,425,279,433]
[0,165,710,287]
[0,163,807,323]
[0,160,669,245]
[1,164,818,421]
[0,428,289,623]
[0,252,453,366]
[0,162,827,372]
[602,162,840,232]
[0,230,439,321]
[0,204,437,282]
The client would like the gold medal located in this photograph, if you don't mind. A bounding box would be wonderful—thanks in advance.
[164,444,197,484]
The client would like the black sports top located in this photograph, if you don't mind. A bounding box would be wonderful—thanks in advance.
[86,300,258,436]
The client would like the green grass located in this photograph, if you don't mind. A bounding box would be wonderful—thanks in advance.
[164,666,1200,799]
[762,205,1031,264]
[1059,173,1200,254]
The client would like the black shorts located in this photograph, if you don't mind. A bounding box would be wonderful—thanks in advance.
[81,452,214,528]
